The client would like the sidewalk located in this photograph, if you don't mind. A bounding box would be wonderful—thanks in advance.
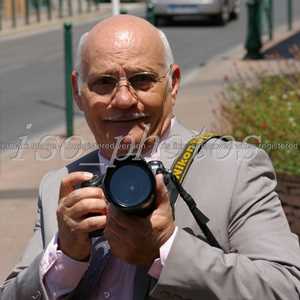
[0,2,144,40]
[1,19,300,283]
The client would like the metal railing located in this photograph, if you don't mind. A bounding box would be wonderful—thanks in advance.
[245,0,295,59]
[0,0,101,31]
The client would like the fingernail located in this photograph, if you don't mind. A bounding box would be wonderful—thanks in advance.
[84,172,94,180]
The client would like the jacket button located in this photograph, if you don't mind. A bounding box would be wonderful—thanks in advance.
[32,290,41,299]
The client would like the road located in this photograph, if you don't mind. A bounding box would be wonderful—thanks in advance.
[1,0,300,146]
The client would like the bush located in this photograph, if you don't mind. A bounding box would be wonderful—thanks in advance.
[221,71,300,176]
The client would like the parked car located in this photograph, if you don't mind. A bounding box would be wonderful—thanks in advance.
[147,0,240,26]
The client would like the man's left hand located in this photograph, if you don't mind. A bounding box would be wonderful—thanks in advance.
[104,173,175,267]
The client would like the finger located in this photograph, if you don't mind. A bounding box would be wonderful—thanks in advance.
[60,172,94,199]
[155,174,170,208]
[107,204,145,230]
[70,198,107,219]
[107,205,128,232]
[64,187,105,207]
[77,215,107,233]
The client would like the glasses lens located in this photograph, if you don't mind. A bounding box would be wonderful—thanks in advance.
[92,76,118,95]
[129,73,157,91]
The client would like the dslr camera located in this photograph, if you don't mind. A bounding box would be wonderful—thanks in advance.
[81,155,172,217]
[80,155,222,249]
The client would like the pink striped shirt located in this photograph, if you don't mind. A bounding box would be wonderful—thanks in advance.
[40,228,178,300]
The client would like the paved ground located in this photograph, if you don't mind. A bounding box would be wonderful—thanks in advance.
[1,11,300,284]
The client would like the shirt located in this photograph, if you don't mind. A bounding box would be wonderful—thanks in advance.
[40,119,179,300]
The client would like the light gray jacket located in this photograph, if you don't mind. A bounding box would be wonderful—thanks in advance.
[1,120,300,300]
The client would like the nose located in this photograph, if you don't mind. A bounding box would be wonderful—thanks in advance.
[110,83,138,110]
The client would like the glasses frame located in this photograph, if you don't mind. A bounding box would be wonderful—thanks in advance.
[89,64,174,99]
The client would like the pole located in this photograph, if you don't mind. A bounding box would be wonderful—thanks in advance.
[0,0,3,31]
[67,0,72,16]
[267,0,273,40]
[288,0,293,31]
[59,0,63,18]
[245,0,263,59]
[12,0,17,28]
[35,0,41,23]
[46,0,52,21]
[112,0,120,15]
[146,3,155,25]
[77,0,82,14]
[95,0,100,11]
[64,23,74,137]
[25,0,30,25]
[87,0,91,13]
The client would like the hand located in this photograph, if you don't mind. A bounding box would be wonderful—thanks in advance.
[104,174,175,267]
[57,172,107,261]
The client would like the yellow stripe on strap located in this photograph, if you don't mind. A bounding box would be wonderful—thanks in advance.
[171,132,220,184]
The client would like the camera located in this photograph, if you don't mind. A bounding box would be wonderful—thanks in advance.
[80,155,222,249]
[81,155,170,216]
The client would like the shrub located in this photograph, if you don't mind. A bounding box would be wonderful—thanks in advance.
[221,71,300,176]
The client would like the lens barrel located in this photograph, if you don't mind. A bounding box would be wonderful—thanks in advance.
[103,156,157,215]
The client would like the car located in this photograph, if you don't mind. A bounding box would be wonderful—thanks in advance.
[147,0,240,26]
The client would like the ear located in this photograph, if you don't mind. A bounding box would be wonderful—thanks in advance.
[72,70,84,111]
[170,64,181,106]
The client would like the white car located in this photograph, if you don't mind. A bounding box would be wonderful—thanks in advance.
[148,0,240,26]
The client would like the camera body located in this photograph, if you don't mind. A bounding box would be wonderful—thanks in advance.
[81,155,169,216]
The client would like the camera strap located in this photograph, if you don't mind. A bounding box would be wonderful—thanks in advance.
[171,131,222,183]
[170,132,225,249]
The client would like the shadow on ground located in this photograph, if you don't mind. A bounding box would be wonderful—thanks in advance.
[263,29,300,59]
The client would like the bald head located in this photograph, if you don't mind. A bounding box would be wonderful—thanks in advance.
[76,15,174,85]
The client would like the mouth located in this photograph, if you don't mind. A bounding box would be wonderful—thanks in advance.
[104,114,148,123]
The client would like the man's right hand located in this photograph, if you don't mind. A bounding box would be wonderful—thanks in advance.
[56,172,107,261]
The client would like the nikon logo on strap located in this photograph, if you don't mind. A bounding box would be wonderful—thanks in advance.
[172,132,221,184]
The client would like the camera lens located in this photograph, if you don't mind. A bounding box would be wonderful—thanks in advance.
[108,164,153,208]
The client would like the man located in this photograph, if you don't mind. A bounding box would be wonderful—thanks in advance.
[1,15,300,300]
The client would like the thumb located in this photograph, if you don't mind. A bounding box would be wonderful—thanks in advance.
[155,173,170,209]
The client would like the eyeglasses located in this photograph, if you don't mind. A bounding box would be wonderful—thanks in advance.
[89,65,173,97]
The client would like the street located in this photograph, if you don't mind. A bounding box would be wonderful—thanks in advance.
[0,0,300,147]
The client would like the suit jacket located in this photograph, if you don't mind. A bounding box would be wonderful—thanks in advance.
[1,120,300,300]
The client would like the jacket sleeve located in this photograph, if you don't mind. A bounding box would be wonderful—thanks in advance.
[0,173,51,300]
[150,148,300,300]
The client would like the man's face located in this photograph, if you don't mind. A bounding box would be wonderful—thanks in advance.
[73,22,180,158]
